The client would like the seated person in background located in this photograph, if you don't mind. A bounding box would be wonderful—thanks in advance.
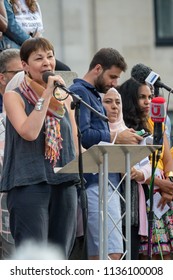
[9,0,71,71]
[10,0,44,37]
[0,0,30,50]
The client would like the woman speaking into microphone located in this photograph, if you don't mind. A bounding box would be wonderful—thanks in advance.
[0,37,79,259]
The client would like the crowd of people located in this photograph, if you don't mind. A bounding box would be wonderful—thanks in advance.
[0,0,173,261]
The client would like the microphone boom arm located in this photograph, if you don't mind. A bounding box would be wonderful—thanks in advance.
[54,83,108,122]
[155,81,173,93]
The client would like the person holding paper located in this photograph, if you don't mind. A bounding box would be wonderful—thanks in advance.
[69,48,142,260]
[102,87,152,260]
[118,77,173,260]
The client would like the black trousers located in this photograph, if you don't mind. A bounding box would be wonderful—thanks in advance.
[7,181,77,259]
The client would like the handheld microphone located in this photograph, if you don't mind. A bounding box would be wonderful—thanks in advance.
[131,63,152,84]
[145,71,173,92]
[150,96,166,145]
[131,63,173,93]
[42,71,108,121]
[42,71,67,91]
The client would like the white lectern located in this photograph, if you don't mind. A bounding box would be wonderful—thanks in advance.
[55,144,160,260]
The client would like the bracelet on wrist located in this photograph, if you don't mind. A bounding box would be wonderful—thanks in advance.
[165,171,173,182]
[35,98,45,111]
[165,171,173,178]
[169,177,173,182]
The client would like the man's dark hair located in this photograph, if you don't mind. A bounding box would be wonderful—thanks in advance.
[89,48,127,72]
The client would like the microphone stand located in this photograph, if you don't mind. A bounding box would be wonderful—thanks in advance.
[54,84,108,260]
[147,151,156,259]
[147,85,162,259]
[147,147,162,259]
[147,117,163,260]
[53,83,108,122]
[71,97,88,260]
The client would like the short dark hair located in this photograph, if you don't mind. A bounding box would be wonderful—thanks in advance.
[20,37,55,63]
[89,48,127,72]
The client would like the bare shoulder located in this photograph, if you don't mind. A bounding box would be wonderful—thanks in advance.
[3,90,25,110]
[4,89,23,100]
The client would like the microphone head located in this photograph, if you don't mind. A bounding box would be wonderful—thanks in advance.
[145,71,160,87]
[131,63,152,84]
[150,96,166,123]
[42,71,55,84]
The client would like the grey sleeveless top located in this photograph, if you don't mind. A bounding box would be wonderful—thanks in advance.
[0,88,79,192]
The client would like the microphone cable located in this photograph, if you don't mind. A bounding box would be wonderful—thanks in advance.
[53,85,69,101]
